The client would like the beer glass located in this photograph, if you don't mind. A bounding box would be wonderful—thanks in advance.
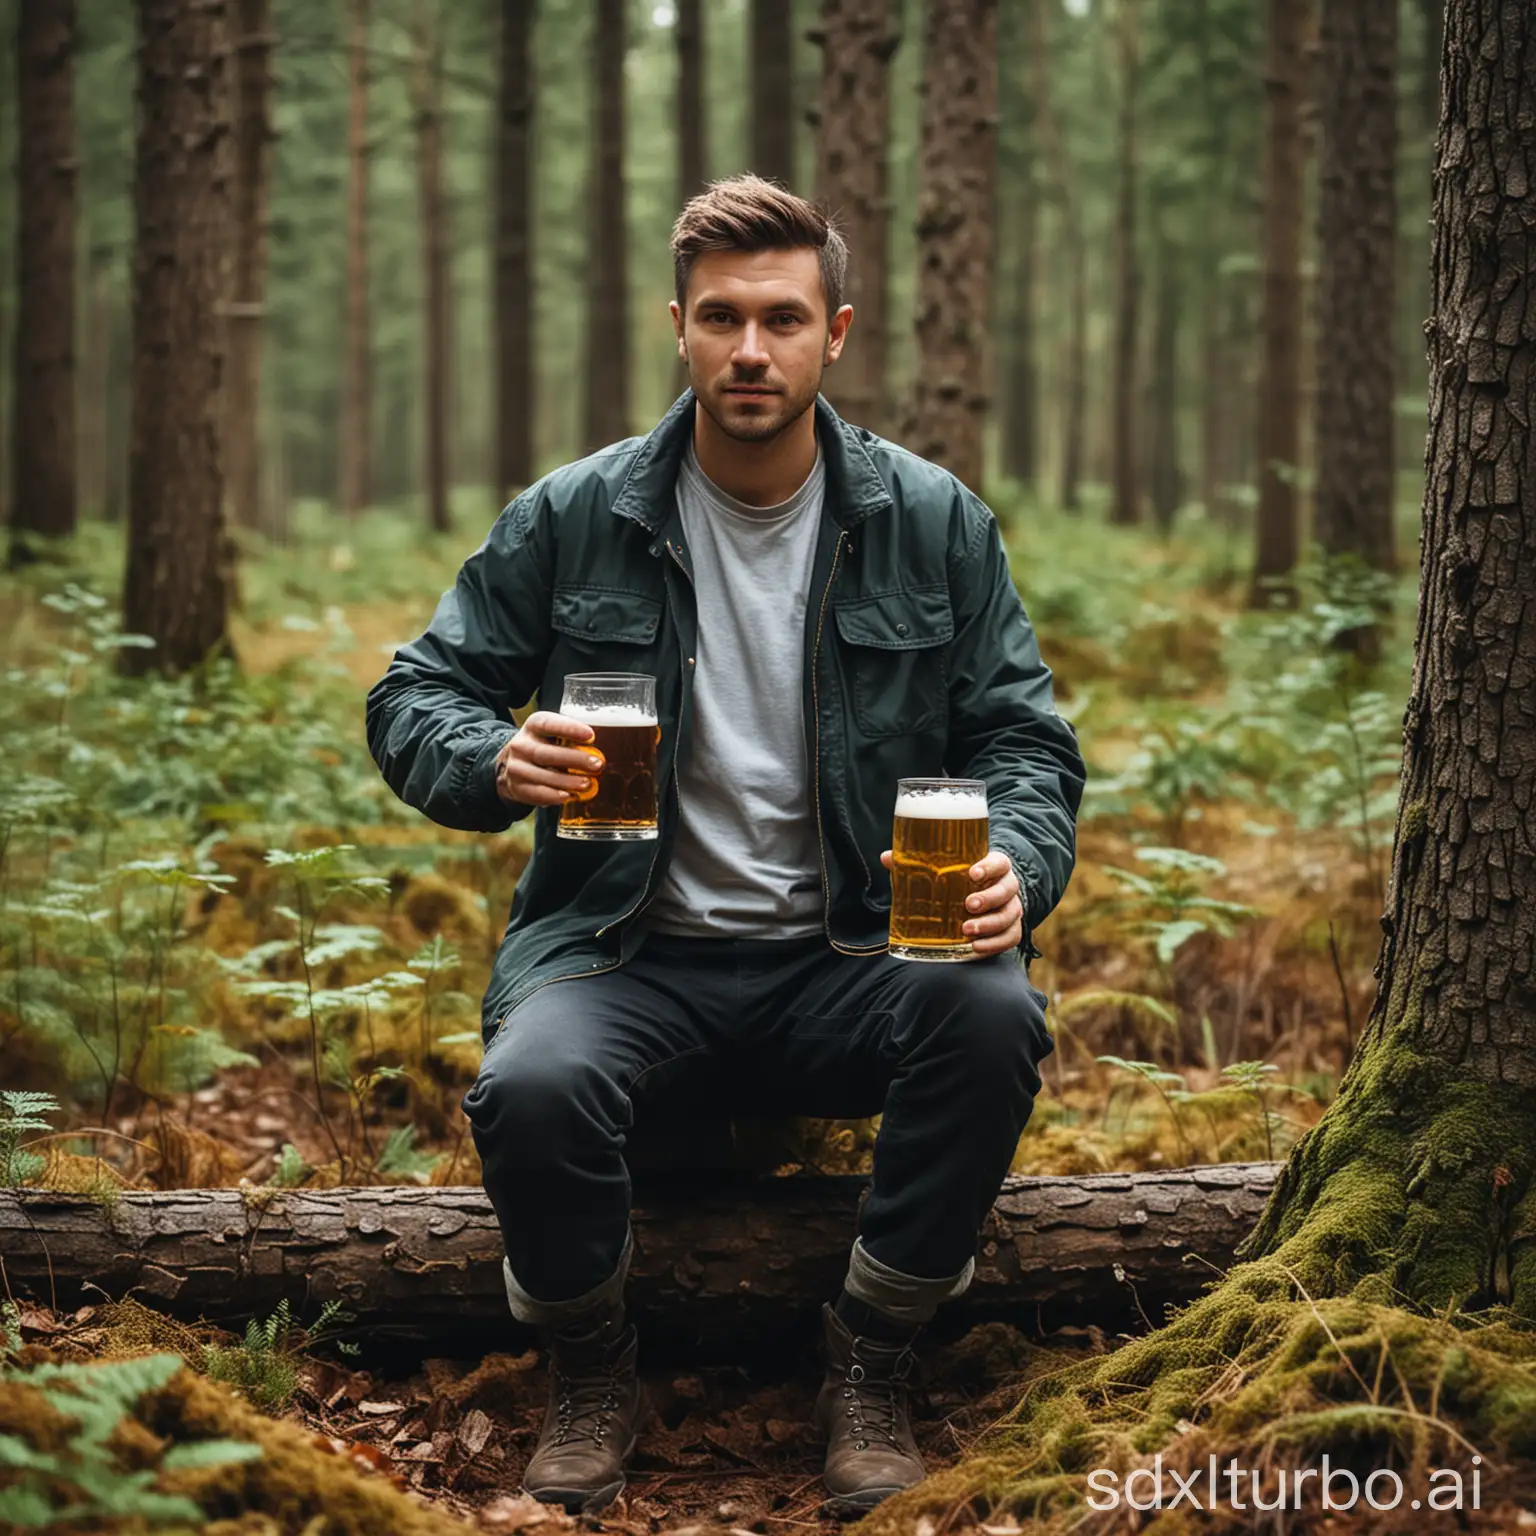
[888,777,989,961]
[555,673,661,841]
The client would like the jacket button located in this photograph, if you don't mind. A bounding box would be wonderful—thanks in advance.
[896,622,909,635]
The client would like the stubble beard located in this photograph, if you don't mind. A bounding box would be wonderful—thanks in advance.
[689,358,824,445]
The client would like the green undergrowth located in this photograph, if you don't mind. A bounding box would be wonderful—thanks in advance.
[864,1268,1536,1535]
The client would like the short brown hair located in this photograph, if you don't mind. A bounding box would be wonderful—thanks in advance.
[670,174,848,321]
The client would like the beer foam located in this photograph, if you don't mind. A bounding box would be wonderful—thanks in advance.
[561,702,659,727]
[894,789,987,819]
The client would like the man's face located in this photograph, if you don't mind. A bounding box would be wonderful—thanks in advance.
[671,248,852,444]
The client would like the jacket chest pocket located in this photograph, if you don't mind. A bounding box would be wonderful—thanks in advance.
[833,586,953,739]
[550,585,665,662]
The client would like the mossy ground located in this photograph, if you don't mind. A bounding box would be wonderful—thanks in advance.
[863,1066,1536,1535]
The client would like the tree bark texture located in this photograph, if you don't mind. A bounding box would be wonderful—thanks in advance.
[584,0,629,454]
[1026,0,1084,512]
[750,0,795,188]
[9,0,78,553]
[412,0,451,533]
[495,0,534,501]
[1109,0,1140,526]
[1315,0,1398,576]
[121,0,233,676]
[909,0,997,495]
[1250,0,1309,598]
[814,0,896,436]
[225,0,273,535]
[0,1166,1279,1352]
[1243,0,1536,1318]
[677,0,707,204]
[338,0,371,516]
[1000,0,1037,490]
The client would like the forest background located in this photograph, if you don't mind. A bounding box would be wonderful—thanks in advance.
[4,1,1513,1533]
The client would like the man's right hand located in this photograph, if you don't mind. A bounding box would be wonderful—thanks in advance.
[494,712,605,807]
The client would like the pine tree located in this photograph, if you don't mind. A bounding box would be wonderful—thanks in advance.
[813,0,897,435]
[1250,0,1310,600]
[1315,0,1398,614]
[584,0,629,453]
[495,0,535,500]
[909,0,997,494]
[9,0,78,557]
[121,0,233,674]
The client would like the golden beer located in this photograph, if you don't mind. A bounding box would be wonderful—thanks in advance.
[556,674,661,841]
[888,779,989,961]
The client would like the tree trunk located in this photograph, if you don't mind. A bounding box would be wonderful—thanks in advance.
[677,0,706,204]
[412,0,451,533]
[750,0,794,187]
[1147,217,1181,534]
[338,0,371,516]
[1250,0,1309,601]
[1028,0,1085,512]
[909,0,997,495]
[9,0,77,557]
[78,256,111,521]
[121,0,233,676]
[0,1166,1279,1350]
[1420,0,1444,133]
[1197,268,1236,528]
[583,0,629,454]
[494,0,534,502]
[813,0,897,436]
[1243,0,1536,1319]
[1315,0,1398,601]
[999,3,1037,491]
[1108,0,1140,527]
[225,0,274,536]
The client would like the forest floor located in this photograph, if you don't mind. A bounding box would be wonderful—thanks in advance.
[13,1298,1091,1534]
[1,496,1459,1531]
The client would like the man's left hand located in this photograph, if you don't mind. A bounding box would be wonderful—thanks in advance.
[878,847,1023,957]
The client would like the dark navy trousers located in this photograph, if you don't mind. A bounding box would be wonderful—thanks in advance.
[462,931,1053,1314]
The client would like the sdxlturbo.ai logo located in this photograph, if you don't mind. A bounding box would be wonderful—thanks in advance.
[1085,1455,1483,1514]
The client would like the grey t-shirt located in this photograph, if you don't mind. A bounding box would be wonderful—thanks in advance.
[645,442,826,937]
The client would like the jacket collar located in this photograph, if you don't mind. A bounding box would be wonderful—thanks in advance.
[610,390,895,534]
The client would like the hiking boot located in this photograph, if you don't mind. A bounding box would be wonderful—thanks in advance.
[521,1320,645,1514]
[814,1302,926,1513]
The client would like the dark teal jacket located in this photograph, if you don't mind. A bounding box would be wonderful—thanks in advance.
[367,392,1086,1040]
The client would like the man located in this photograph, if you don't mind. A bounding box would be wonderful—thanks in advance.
[367,175,1085,1515]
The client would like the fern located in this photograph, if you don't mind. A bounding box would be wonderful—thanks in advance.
[0,1092,58,1186]
[0,1352,260,1527]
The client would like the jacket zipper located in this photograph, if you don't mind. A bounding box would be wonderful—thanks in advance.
[810,530,884,957]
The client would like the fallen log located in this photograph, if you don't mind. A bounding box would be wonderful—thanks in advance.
[0,1165,1278,1356]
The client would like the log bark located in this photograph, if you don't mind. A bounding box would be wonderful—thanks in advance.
[0,1166,1278,1353]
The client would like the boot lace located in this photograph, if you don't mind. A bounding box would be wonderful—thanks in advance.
[839,1346,917,1453]
[549,1351,625,1450]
